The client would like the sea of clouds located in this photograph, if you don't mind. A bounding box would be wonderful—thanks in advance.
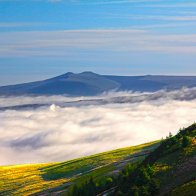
[0,88,196,165]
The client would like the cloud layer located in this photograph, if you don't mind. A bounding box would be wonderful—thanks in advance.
[1,29,196,58]
[0,89,196,166]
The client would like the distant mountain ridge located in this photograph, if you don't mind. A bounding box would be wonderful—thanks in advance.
[0,72,196,96]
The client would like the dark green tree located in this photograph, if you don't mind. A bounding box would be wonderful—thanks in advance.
[182,136,191,148]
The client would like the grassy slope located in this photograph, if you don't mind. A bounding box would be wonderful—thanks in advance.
[153,126,196,195]
[0,141,159,196]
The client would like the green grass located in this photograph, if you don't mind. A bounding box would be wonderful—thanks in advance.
[0,163,68,196]
[42,141,159,180]
[0,141,159,196]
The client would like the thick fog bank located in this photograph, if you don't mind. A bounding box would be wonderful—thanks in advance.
[0,88,196,165]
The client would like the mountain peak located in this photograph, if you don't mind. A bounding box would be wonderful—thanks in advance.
[79,71,100,77]
[65,72,74,76]
[61,71,98,78]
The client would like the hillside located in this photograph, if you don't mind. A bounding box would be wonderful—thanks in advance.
[0,124,195,196]
[115,124,196,196]
[0,141,159,195]
[72,124,196,196]
[0,72,196,96]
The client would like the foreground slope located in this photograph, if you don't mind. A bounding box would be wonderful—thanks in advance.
[0,141,159,195]
[70,124,196,196]
[0,124,195,196]
[0,72,196,96]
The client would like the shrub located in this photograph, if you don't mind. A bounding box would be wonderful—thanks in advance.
[182,136,191,148]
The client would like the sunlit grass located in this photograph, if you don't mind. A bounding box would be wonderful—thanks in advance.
[154,163,172,173]
[0,164,68,196]
[0,141,159,195]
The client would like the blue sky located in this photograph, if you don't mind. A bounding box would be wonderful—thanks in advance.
[0,0,196,85]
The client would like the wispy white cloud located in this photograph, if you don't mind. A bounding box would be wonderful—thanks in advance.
[0,29,196,58]
[131,22,196,29]
[106,14,196,22]
[0,0,164,3]
[71,0,164,5]
[0,0,62,2]
[0,22,56,28]
[137,2,196,8]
